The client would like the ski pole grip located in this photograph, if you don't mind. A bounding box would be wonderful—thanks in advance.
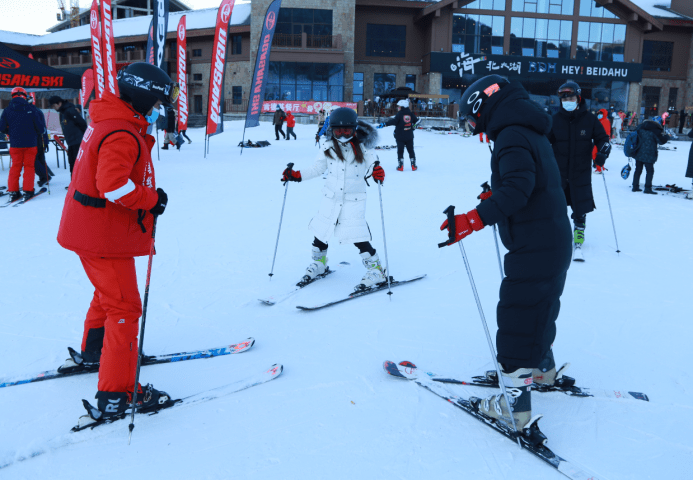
[282,163,295,186]
[438,205,456,248]
[481,181,491,193]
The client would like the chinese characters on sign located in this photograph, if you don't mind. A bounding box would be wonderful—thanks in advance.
[261,101,357,114]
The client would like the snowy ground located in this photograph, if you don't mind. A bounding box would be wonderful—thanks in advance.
[1,120,691,479]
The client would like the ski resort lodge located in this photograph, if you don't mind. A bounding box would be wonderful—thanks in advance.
[0,0,692,124]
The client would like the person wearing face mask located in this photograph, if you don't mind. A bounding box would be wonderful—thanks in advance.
[281,108,387,291]
[56,62,175,428]
[592,109,611,174]
[547,82,610,251]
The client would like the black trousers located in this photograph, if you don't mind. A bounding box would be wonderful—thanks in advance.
[34,149,49,182]
[275,124,285,139]
[180,130,191,142]
[67,144,80,178]
[313,237,375,256]
[562,184,587,228]
[632,161,655,189]
[396,138,415,160]
[286,127,296,139]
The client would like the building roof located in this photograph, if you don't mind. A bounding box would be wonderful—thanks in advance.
[0,3,250,48]
[629,0,693,19]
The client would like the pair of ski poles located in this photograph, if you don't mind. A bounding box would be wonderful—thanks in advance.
[268,162,393,297]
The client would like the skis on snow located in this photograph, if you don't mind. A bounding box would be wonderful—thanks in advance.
[258,262,350,305]
[295,274,426,311]
[73,364,283,432]
[0,337,255,389]
[383,360,606,480]
[0,187,49,208]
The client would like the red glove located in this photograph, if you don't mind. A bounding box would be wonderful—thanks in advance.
[439,209,485,245]
[281,167,301,183]
[478,190,492,201]
[372,165,385,184]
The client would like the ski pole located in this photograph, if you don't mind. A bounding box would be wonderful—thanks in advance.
[374,161,392,298]
[601,172,621,253]
[128,215,158,444]
[481,182,503,279]
[269,162,293,279]
[440,206,521,442]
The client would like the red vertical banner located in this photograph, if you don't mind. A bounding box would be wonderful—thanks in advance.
[80,69,95,107]
[177,16,188,131]
[27,53,37,104]
[100,0,118,96]
[206,0,235,137]
[90,0,106,99]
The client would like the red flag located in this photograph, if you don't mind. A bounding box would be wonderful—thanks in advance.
[80,69,95,107]
[100,0,118,96]
[90,0,106,99]
[27,53,36,104]
[206,0,235,136]
[177,16,188,131]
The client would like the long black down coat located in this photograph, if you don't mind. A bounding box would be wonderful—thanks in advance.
[548,101,610,217]
[633,120,669,164]
[687,129,693,179]
[57,101,87,147]
[385,107,418,142]
[474,82,572,368]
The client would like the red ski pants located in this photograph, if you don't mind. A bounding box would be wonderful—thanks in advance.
[8,147,36,192]
[80,256,142,392]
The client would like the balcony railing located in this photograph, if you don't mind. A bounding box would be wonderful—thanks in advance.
[272,33,302,48]
[272,33,342,50]
[224,99,249,114]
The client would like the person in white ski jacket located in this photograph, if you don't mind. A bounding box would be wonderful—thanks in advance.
[612,111,623,140]
[281,108,387,290]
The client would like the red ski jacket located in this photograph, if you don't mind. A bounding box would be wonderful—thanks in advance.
[286,113,296,128]
[57,93,158,258]
[593,109,611,160]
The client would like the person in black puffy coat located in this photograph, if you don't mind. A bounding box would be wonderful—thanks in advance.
[686,129,693,189]
[441,76,572,432]
[385,99,419,171]
[631,119,670,194]
[49,96,87,179]
[547,82,610,246]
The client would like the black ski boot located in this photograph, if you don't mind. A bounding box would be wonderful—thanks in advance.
[396,158,404,171]
[410,158,417,171]
[22,190,34,201]
[632,185,642,192]
[57,347,100,374]
[8,191,21,202]
[643,188,657,195]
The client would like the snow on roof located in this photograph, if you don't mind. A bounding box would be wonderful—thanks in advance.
[0,2,250,48]
[629,0,691,19]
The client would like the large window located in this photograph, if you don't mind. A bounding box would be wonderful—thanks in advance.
[265,62,344,102]
[353,72,364,102]
[462,0,505,10]
[576,22,626,62]
[511,0,573,15]
[374,73,396,97]
[642,86,660,118]
[405,74,416,90]
[231,35,242,55]
[579,0,617,19]
[510,18,572,58]
[366,25,406,57]
[276,8,333,37]
[642,40,673,72]
[232,86,242,105]
[453,14,504,55]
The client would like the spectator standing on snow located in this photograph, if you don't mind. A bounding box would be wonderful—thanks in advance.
[631,119,670,194]
[56,62,174,427]
[385,99,419,171]
[0,87,44,202]
[612,110,623,141]
[273,105,286,140]
[686,129,693,189]
[49,95,87,184]
[286,112,297,140]
[162,106,178,150]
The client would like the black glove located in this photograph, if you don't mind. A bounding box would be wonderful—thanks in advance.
[44,145,49,153]
[150,188,168,216]
[282,166,301,183]
[595,152,607,167]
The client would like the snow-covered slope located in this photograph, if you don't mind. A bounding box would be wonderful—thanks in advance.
[0,121,691,479]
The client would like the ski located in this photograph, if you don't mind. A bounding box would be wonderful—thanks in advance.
[72,364,283,432]
[572,244,584,262]
[0,337,255,389]
[383,361,606,480]
[10,187,48,207]
[259,261,350,305]
[0,192,26,208]
[296,274,426,311]
[415,365,649,402]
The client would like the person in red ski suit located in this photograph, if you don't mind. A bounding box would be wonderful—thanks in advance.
[592,109,611,174]
[57,63,177,426]
[286,112,297,140]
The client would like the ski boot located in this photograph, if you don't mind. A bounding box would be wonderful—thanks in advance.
[57,347,100,374]
[643,188,657,195]
[22,190,34,201]
[396,158,404,172]
[470,367,534,432]
[76,384,173,430]
[573,226,585,245]
[355,252,386,291]
[8,191,21,202]
[632,185,642,192]
[302,247,328,283]
[410,158,417,171]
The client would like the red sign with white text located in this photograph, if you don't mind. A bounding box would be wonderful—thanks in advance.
[90,0,106,99]
[100,0,118,96]
[261,101,357,115]
[80,69,95,108]
[177,16,188,131]
[206,0,235,136]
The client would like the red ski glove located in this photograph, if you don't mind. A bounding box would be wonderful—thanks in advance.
[281,166,301,183]
[477,181,492,201]
[439,209,484,246]
[372,165,385,184]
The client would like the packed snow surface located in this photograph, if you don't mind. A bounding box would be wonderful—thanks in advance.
[0,120,692,479]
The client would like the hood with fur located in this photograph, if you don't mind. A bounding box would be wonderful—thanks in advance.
[327,119,378,149]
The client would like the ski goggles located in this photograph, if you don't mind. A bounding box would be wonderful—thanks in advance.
[117,70,180,105]
[558,89,577,99]
[466,114,479,129]
[333,127,355,138]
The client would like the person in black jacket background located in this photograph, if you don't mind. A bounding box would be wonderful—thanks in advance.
[686,129,693,189]
[441,75,572,433]
[547,82,610,247]
[49,96,87,181]
[384,99,419,171]
[28,95,52,187]
[631,119,670,194]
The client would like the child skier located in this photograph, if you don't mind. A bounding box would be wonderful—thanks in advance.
[593,109,611,174]
[281,108,386,291]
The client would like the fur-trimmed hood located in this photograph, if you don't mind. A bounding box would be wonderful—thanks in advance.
[326,120,378,149]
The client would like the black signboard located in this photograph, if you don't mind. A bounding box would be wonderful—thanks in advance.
[430,52,643,83]
[0,42,81,90]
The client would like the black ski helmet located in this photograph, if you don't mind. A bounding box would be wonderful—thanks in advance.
[329,107,358,142]
[558,81,581,101]
[459,74,509,133]
[117,63,179,116]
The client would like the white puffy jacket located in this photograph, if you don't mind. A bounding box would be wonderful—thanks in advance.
[302,138,377,244]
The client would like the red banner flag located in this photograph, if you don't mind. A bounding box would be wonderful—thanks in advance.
[80,69,95,108]
[206,0,235,137]
[177,16,188,131]
[90,0,106,99]
[100,0,118,96]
